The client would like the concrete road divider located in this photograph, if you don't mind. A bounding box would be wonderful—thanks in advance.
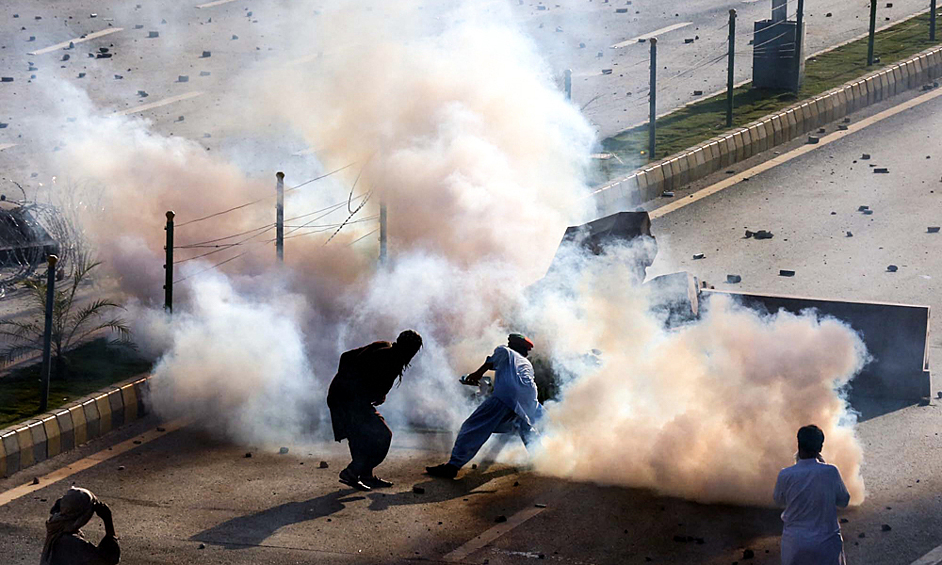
[592,44,942,215]
[0,374,152,478]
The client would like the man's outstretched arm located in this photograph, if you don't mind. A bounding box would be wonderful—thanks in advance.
[465,362,494,385]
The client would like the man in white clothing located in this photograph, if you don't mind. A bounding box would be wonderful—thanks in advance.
[774,425,851,565]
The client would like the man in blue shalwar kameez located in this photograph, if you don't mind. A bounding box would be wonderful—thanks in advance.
[426,333,544,479]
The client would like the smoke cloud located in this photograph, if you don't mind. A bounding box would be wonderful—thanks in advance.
[28,0,868,506]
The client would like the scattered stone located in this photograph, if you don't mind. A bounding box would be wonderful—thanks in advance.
[779,269,795,277]
[117,466,125,471]
[77,72,85,78]
[231,34,239,40]
[201,50,211,58]
[863,209,873,215]
[726,274,742,284]
[134,24,143,29]
[279,447,289,454]
[579,42,586,48]
[685,38,695,44]
[846,231,853,237]
[246,11,253,16]
[808,135,820,144]
[601,69,613,75]
[176,116,185,122]
[161,18,167,24]
[929,227,940,233]
[319,461,329,468]
[692,253,705,260]
[32,477,39,485]
[556,26,563,32]
[873,167,889,174]
[132,440,141,444]
[881,524,892,531]
[138,90,148,97]
[198,543,205,549]
[858,205,869,211]
[535,503,547,508]
[1,77,13,83]
[148,31,159,38]
[513,481,520,487]
[244,452,252,458]
[62,54,70,61]
[471,463,478,469]
[826,12,833,16]
[177,75,189,82]
[858,532,866,538]
[886,2,893,6]
[90,13,98,18]
[742,548,755,560]
[693,90,703,95]
[861,153,871,160]
[887,265,898,272]
[754,230,773,239]
[157,427,166,432]
[0,123,7,129]
[199,71,211,76]
[616,7,628,13]
[494,515,508,523]
[28,36,35,42]
[817,127,826,134]
[661,190,674,197]
[840,518,849,523]
[413,486,425,494]
[114,74,123,79]
[838,124,848,130]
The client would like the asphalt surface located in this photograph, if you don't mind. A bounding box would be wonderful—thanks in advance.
[3,77,942,565]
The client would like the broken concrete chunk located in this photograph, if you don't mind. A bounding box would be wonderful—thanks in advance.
[244,452,252,458]
[616,8,628,13]
[61,54,70,61]
[863,209,873,215]
[881,524,892,531]
[887,265,898,272]
[661,191,674,197]
[838,124,849,131]
[754,230,773,239]
[692,253,705,260]
[32,477,39,485]
[137,90,148,97]
[412,486,425,494]
[177,75,189,82]
[873,167,889,173]
[319,461,329,468]
[779,269,795,277]
[199,71,211,76]
[928,227,940,233]
[201,50,211,58]
[861,153,871,160]
[807,135,820,144]
[846,231,853,237]
[858,205,869,211]
[134,24,143,29]
[693,90,703,95]
[78,72,85,78]
[840,518,849,524]
[0,77,13,82]
[232,34,239,40]
[114,74,123,79]
[684,38,695,44]
[279,447,289,454]
[148,31,159,38]
[726,274,742,284]
[601,69,613,75]
[494,515,508,523]
[742,549,755,559]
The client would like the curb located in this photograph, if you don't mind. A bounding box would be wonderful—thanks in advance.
[591,44,942,212]
[0,375,152,478]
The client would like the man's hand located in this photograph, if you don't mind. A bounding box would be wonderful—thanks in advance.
[95,502,116,537]
[372,396,386,406]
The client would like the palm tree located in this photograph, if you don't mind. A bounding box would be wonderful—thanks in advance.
[0,254,132,378]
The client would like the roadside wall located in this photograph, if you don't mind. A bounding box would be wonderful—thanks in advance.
[591,45,942,213]
[0,375,151,478]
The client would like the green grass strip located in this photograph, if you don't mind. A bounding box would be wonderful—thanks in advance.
[0,339,151,428]
[597,11,942,182]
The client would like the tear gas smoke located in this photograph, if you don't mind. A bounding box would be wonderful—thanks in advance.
[34,0,867,506]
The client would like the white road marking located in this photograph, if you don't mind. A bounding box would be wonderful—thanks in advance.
[648,86,942,219]
[0,419,188,508]
[443,505,546,562]
[28,28,124,56]
[111,91,205,117]
[611,22,693,48]
[0,144,15,152]
[912,544,942,565]
[196,0,240,8]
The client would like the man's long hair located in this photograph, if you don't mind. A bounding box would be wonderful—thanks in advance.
[394,330,423,385]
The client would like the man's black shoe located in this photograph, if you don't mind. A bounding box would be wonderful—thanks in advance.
[339,468,371,491]
[362,476,394,488]
[425,463,459,479]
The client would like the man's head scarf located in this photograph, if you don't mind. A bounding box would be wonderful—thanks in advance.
[508,333,534,351]
[41,487,98,565]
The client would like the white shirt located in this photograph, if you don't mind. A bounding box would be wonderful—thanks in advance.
[486,346,542,427]
[774,458,850,565]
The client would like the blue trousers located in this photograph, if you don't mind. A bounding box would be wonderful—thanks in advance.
[448,396,535,468]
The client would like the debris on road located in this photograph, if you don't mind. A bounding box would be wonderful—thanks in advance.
[692,253,705,260]
[244,452,252,458]
[201,50,211,58]
[881,524,892,531]
[232,34,239,40]
[693,90,703,95]
[199,71,211,76]
[808,135,820,144]
[601,69,613,75]
[61,54,70,61]
[840,518,849,523]
[412,486,425,494]
[198,543,205,549]
[661,191,674,197]
[494,515,507,523]
[927,227,939,233]
[148,31,159,38]
[726,274,742,284]
[745,229,773,239]
[846,231,853,237]
[157,427,166,432]
[887,265,898,272]
[1,77,13,83]
[138,90,148,97]
[859,532,866,538]
[117,466,125,471]
[535,503,547,508]
[279,447,289,454]
[863,209,874,215]
[873,167,889,174]
[742,548,755,559]
[779,269,795,277]
[319,461,329,468]
[177,75,189,82]
[861,153,871,160]
[31,477,39,485]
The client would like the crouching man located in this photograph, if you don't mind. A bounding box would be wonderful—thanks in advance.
[774,425,851,565]
[41,487,120,565]
[426,333,543,479]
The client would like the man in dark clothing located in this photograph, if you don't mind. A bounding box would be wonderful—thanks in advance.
[327,329,423,491]
[41,487,120,565]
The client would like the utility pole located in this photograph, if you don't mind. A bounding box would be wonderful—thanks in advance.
[275,172,284,262]
[648,37,657,160]
[932,0,937,42]
[39,254,58,413]
[727,9,736,127]
[164,211,174,313]
[379,199,387,264]
[868,0,878,66]
[564,69,572,101]
[794,0,805,92]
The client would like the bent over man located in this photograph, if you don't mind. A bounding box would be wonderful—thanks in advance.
[426,333,543,479]
[773,425,851,565]
[41,486,120,565]
[327,329,423,491]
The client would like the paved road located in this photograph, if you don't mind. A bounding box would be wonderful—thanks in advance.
[3,73,942,565]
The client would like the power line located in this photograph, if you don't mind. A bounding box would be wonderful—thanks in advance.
[174,162,356,228]
[347,227,379,247]
[173,249,250,284]
[176,223,275,249]
[173,225,275,265]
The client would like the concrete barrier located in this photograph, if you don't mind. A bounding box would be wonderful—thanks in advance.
[0,375,153,478]
[703,290,931,401]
